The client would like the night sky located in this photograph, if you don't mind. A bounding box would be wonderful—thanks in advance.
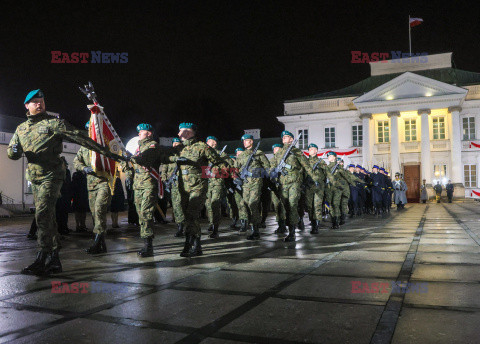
[1,1,479,141]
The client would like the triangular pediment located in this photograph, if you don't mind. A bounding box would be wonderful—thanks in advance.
[353,72,467,104]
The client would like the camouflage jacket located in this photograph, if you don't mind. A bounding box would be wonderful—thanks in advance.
[327,162,363,189]
[73,146,109,190]
[208,149,232,186]
[173,137,226,188]
[270,144,316,185]
[122,137,170,190]
[7,112,116,183]
[234,147,270,180]
[308,155,328,186]
[160,144,183,188]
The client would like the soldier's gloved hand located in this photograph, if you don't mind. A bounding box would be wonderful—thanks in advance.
[125,178,133,189]
[83,167,94,174]
[315,181,320,187]
[10,144,18,153]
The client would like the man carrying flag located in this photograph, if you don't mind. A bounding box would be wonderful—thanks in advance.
[73,121,112,254]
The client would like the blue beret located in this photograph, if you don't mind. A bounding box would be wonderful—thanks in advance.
[326,151,337,157]
[235,147,244,153]
[308,143,318,149]
[229,155,236,159]
[206,136,218,142]
[272,143,282,150]
[356,164,362,168]
[24,89,44,104]
[137,123,153,132]
[172,137,181,143]
[348,164,355,168]
[379,167,385,172]
[281,130,294,139]
[372,165,379,169]
[85,121,90,130]
[337,158,344,162]
[241,134,253,141]
[179,122,197,131]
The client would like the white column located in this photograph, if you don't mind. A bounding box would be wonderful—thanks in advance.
[360,113,373,168]
[419,109,432,186]
[388,111,400,176]
[448,106,463,185]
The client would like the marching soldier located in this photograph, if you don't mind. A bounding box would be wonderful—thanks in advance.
[8,89,125,275]
[234,134,271,240]
[174,122,226,257]
[270,144,287,234]
[121,123,171,258]
[205,135,230,238]
[160,137,185,237]
[73,121,112,254]
[305,143,327,234]
[233,148,249,232]
[269,131,318,242]
[369,165,386,216]
[336,158,351,225]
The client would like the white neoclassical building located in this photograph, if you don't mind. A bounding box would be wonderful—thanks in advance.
[278,53,480,201]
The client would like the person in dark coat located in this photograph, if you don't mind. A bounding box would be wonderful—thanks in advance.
[110,176,126,228]
[71,170,90,231]
[446,180,454,203]
[125,177,139,226]
[55,158,72,235]
[433,181,443,203]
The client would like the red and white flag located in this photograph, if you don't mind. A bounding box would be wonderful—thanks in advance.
[88,104,123,194]
[409,17,423,28]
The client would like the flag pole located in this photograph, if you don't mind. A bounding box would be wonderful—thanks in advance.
[408,15,412,56]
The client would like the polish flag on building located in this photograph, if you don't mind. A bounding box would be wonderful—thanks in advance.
[409,17,423,28]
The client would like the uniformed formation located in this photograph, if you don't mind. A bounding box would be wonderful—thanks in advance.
[8,89,410,276]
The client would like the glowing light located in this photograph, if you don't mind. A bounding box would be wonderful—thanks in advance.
[386,95,394,100]
[126,137,139,155]
[425,92,432,97]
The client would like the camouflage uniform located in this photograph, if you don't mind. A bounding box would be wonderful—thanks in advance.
[161,149,185,225]
[8,111,118,274]
[269,154,286,232]
[176,137,225,255]
[305,155,327,232]
[326,162,363,228]
[234,148,270,227]
[122,137,169,239]
[206,149,230,229]
[73,146,111,235]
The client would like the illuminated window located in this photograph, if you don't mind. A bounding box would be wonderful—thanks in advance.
[297,129,309,149]
[404,119,417,141]
[377,120,390,143]
[432,117,445,140]
[464,165,477,187]
[325,127,335,148]
[352,125,363,147]
[463,117,475,140]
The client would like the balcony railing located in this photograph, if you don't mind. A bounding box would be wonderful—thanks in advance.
[402,141,420,152]
[374,143,390,154]
[430,139,450,151]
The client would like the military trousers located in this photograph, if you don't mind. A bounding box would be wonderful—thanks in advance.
[32,178,63,252]
[88,182,111,235]
[171,185,185,224]
[305,186,324,220]
[242,178,263,225]
[179,174,208,237]
[271,190,286,221]
[278,181,302,227]
[134,187,157,238]
[206,180,223,226]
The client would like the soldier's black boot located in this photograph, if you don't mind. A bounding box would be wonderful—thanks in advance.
[339,214,346,225]
[230,217,238,229]
[284,225,296,242]
[259,222,266,229]
[21,251,48,275]
[44,249,62,275]
[274,220,287,234]
[180,234,192,257]
[209,224,219,239]
[175,222,185,237]
[188,235,203,257]
[27,225,37,240]
[86,233,107,254]
[298,218,305,231]
[207,224,214,232]
[247,224,260,240]
[331,217,339,229]
[138,237,154,257]
[310,219,319,234]
[238,220,248,233]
